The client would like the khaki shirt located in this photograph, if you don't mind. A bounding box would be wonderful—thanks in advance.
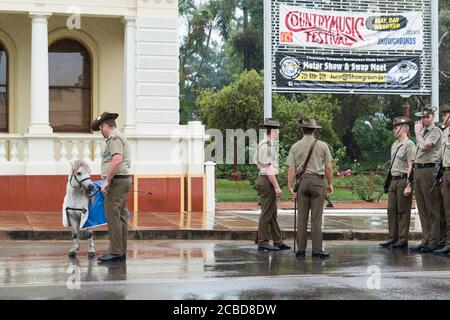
[390,138,415,176]
[101,129,131,178]
[443,127,450,167]
[286,135,333,176]
[253,138,278,175]
[415,123,442,164]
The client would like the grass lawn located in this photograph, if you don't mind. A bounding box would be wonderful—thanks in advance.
[215,179,387,202]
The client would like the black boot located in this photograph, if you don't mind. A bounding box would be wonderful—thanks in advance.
[312,251,330,259]
[379,240,396,248]
[410,242,427,251]
[433,246,450,255]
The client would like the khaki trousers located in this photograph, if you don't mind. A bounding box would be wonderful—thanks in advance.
[297,178,324,252]
[255,175,283,246]
[443,171,450,246]
[414,167,441,245]
[387,178,412,243]
[438,189,447,243]
[105,178,131,255]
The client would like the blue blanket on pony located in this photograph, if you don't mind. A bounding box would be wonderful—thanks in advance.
[81,180,131,230]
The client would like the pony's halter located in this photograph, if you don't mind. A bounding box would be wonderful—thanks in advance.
[70,172,92,195]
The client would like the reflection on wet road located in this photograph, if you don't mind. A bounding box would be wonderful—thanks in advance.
[0,240,450,299]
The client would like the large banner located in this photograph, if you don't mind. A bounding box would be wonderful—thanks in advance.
[275,52,421,91]
[279,5,424,51]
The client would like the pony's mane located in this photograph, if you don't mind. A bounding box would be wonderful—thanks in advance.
[71,160,91,174]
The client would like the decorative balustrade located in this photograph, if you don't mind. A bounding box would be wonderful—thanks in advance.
[0,123,207,176]
[54,135,104,162]
[0,135,28,162]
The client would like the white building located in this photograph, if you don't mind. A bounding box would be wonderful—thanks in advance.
[0,0,213,214]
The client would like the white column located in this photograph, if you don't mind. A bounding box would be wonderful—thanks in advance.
[205,161,216,213]
[28,12,53,134]
[187,121,206,174]
[122,16,137,134]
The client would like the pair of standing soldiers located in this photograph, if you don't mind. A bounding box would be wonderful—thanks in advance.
[380,105,450,255]
[254,118,333,259]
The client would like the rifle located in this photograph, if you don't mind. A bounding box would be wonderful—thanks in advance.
[431,143,447,192]
[431,122,449,192]
[293,193,297,253]
[431,163,444,192]
[376,176,390,202]
[377,145,403,202]
[325,194,334,208]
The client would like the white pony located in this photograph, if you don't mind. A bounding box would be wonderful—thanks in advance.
[62,160,96,258]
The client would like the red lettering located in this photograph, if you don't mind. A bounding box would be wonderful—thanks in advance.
[283,10,366,45]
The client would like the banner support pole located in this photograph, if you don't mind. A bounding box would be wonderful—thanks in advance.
[431,0,439,121]
[264,0,272,119]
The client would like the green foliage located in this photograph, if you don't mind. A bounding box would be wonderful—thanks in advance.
[353,115,395,152]
[231,0,264,71]
[332,146,347,173]
[332,95,383,161]
[273,94,339,148]
[197,69,264,131]
[179,0,239,123]
[180,0,450,165]
[349,173,384,202]
[215,164,259,180]
[215,179,363,202]
[440,1,450,107]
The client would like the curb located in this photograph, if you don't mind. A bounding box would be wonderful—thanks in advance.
[0,230,423,241]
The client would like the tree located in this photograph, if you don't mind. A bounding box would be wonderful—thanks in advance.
[197,69,264,131]
[197,70,339,150]
[198,70,264,177]
[179,0,238,123]
[273,94,339,148]
[231,0,264,71]
[331,95,383,161]
[439,0,450,107]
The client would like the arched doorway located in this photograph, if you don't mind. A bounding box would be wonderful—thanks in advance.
[49,38,92,132]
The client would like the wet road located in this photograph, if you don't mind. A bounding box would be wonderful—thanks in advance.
[1,240,450,299]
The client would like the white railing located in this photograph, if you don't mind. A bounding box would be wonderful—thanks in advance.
[54,135,104,162]
[0,134,28,162]
[0,134,104,163]
[0,122,208,176]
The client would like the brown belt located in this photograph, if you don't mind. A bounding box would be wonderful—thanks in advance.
[113,175,130,180]
[300,173,323,180]
[392,174,407,180]
[414,163,435,169]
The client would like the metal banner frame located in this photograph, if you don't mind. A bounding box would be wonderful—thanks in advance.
[269,0,432,96]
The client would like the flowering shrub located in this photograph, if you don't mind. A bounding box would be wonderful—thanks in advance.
[349,173,384,202]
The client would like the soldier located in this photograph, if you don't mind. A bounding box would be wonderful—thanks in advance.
[433,105,450,255]
[410,106,443,253]
[92,112,132,263]
[287,119,333,259]
[436,117,449,250]
[253,118,290,251]
[379,117,415,249]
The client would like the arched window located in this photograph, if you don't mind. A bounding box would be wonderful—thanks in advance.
[49,38,92,132]
[0,42,7,132]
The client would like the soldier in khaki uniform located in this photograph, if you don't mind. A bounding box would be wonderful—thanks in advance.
[379,117,415,249]
[253,118,290,251]
[436,118,449,250]
[410,106,443,253]
[92,112,132,263]
[287,119,333,259]
[433,105,450,255]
